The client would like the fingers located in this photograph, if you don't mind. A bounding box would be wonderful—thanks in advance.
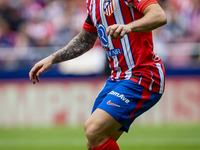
[29,63,47,84]
[29,56,53,84]
[106,25,130,39]
[36,75,40,83]
[30,66,46,84]
[115,26,126,39]
[36,66,46,77]
[119,29,127,39]
[106,24,118,38]
[29,64,42,84]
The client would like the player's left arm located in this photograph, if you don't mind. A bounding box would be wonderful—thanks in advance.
[106,3,167,39]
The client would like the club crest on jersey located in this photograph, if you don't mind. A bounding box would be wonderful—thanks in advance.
[103,0,115,16]
[152,53,161,61]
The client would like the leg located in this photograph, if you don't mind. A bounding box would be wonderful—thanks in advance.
[110,130,124,141]
[84,108,122,148]
[85,80,162,149]
[86,130,124,150]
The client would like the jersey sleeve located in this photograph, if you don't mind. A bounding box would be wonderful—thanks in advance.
[83,14,97,32]
[126,0,158,13]
[83,0,97,32]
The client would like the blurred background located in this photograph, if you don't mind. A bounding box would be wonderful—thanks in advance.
[0,0,199,150]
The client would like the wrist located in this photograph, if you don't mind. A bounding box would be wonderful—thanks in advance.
[127,24,133,34]
[47,55,55,64]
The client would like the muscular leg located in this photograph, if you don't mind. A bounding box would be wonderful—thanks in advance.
[84,108,123,149]
[86,130,123,150]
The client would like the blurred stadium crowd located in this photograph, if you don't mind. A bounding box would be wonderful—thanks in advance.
[0,0,86,47]
[157,0,200,43]
[0,0,199,77]
[0,0,199,47]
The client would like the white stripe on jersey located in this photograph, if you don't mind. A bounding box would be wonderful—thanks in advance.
[92,0,97,27]
[149,70,154,91]
[113,0,135,79]
[89,0,92,12]
[99,0,121,80]
[138,76,142,84]
[156,63,164,94]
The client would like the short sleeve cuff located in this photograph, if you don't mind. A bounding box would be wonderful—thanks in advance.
[138,0,158,13]
[83,21,97,32]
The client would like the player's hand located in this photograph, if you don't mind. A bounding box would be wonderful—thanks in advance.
[29,56,53,84]
[106,24,132,39]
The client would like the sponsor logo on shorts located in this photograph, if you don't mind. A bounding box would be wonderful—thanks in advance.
[108,91,130,104]
[107,100,120,107]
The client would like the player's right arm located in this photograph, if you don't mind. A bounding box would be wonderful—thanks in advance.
[29,29,98,84]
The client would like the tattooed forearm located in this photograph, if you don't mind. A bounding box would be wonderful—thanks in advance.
[52,29,98,64]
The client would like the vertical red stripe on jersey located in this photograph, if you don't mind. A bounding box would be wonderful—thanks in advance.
[150,64,161,93]
[111,0,114,13]
[104,4,118,79]
[118,0,136,79]
[88,0,95,25]
[119,0,133,24]
[86,0,91,11]
[149,67,157,93]
[105,13,117,79]
[105,1,131,79]
[129,88,151,119]
[161,64,165,92]
[95,0,100,23]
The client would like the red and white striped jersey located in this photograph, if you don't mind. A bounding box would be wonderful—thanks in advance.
[83,0,165,94]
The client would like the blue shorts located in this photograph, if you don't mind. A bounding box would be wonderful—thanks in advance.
[91,79,162,132]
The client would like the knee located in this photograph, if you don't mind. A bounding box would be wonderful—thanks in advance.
[84,119,105,144]
[84,120,97,140]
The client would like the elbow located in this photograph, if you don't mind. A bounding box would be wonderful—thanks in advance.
[159,12,167,26]
[162,15,167,26]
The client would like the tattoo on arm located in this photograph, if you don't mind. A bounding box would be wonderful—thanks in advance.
[52,29,98,64]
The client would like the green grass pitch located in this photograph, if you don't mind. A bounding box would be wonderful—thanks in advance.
[0,124,199,150]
